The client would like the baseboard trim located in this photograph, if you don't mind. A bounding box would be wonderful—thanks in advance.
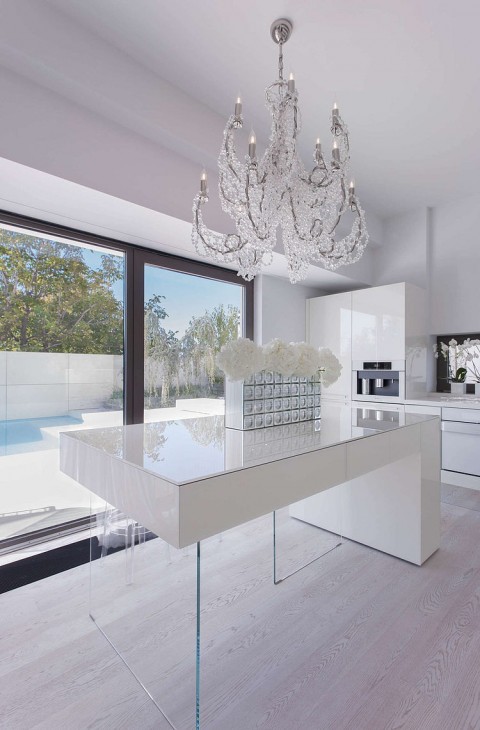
[441,469,480,491]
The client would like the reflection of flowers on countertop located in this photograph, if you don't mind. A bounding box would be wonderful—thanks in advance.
[216,338,342,386]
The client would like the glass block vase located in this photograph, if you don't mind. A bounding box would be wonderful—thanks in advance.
[225,371,321,430]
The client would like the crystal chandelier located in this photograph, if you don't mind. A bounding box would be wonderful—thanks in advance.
[192,18,368,284]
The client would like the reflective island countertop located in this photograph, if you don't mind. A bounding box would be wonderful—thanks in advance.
[60,403,436,486]
[60,403,440,564]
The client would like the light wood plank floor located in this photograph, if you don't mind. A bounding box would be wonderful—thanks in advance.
[2,492,480,730]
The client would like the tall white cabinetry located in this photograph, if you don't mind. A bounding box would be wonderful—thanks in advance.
[306,292,352,401]
[351,283,405,362]
[308,282,427,401]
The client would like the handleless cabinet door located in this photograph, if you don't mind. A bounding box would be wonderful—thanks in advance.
[376,283,405,361]
[352,283,405,362]
[307,292,352,399]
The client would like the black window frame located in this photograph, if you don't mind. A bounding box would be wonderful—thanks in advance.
[0,209,254,557]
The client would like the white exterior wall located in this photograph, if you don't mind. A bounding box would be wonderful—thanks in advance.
[0,352,122,420]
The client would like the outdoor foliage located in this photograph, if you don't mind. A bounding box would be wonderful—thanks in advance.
[144,297,240,406]
[0,228,240,404]
[0,229,123,353]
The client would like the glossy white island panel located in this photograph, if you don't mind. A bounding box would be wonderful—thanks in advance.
[291,409,440,565]
[60,404,440,563]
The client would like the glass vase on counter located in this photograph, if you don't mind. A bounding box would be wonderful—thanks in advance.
[225,371,321,431]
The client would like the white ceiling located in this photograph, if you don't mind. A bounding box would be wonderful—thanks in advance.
[44,0,480,220]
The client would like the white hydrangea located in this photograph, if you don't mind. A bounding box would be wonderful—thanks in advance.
[263,339,299,376]
[217,338,343,385]
[216,338,264,381]
[318,347,342,387]
[290,341,322,376]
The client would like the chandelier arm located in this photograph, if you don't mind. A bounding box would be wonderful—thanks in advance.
[307,167,331,188]
[312,201,369,270]
[223,118,243,183]
[193,194,247,256]
[296,152,332,194]
[327,178,349,236]
[244,166,270,241]
[218,178,238,207]
[284,189,322,243]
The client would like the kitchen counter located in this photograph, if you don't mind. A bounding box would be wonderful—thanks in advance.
[406,393,480,409]
[60,403,440,564]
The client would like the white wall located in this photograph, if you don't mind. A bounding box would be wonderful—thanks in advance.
[374,208,428,290]
[255,275,325,344]
[0,352,122,420]
[373,195,480,336]
[430,194,480,334]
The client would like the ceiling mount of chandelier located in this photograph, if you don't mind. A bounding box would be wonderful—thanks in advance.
[192,18,369,284]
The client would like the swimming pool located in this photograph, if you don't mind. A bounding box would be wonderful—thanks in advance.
[0,415,83,455]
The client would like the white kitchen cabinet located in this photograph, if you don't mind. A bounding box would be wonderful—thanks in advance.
[405,404,441,417]
[308,282,427,401]
[306,292,352,400]
[352,283,405,362]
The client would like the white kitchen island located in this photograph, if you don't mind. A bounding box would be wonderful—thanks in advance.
[60,404,440,729]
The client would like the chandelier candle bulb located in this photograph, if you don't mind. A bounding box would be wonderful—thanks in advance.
[288,72,295,92]
[349,179,355,196]
[332,139,340,166]
[200,169,208,195]
[234,96,242,117]
[248,130,257,160]
[332,102,339,120]
[315,138,322,152]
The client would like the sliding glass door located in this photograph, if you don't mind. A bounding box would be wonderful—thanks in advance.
[0,216,253,555]
[143,262,245,421]
[0,222,125,548]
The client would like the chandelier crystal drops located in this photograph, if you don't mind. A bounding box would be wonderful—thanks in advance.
[192,18,368,283]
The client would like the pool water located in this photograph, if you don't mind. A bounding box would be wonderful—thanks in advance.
[0,415,83,455]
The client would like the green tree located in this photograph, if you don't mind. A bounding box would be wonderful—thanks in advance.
[144,295,180,406]
[182,304,240,386]
[0,230,123,353]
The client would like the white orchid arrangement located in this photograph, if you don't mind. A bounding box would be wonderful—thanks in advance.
[458,338,480,382]
[216,337,342,385]
[433,337,480,383]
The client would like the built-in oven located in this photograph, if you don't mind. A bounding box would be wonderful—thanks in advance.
[441,408,480,477]
[352,360,405,403]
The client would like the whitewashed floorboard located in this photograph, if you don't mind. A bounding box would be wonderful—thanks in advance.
[2,501,480,729]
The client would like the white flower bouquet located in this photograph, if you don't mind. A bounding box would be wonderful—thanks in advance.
[217,337,342,384]
[216,338,265,381]
[219,338,342,430]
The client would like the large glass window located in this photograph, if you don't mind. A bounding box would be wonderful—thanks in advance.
[143,264,244,421]
[0,223,125,548]
[0,216,253,559]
